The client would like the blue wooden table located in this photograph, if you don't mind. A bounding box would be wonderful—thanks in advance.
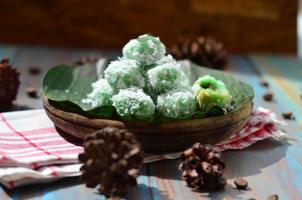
[0,44,302,199]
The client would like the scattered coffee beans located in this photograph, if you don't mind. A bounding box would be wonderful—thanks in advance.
[263,92,273,101]
[260,80,269,87]
[26,87,38,98]
[28,66,41,75]
[223,197,233,200]
[234,178,248,190]
[74,55,101,66]
[267,194,278,200]
[282,112,295,120]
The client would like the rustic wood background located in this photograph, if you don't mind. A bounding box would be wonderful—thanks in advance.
[1,43,302,200]
[0,0,297,53]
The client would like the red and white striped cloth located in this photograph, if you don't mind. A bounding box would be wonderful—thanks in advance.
[0,107,286,189]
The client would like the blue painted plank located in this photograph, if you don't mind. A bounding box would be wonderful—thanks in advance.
[2,44,302,200]
[0,45,150,200]
[246,54,302,199]
[138,54,302,200]
[0,44,18,60]
[249,54,302,123]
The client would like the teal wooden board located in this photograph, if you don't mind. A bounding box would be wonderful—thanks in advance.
[248,54,302,199]
[250,54,302,123]
[0,44,153,200]
[1,44,302,199]
[147,55,302,200]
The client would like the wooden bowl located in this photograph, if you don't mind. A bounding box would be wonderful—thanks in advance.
[43,97,252,153]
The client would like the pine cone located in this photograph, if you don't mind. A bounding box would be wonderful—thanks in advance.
[0,59,20,111]
[78,127,143,198]
[179,143,226,190]
[169,36,228,70]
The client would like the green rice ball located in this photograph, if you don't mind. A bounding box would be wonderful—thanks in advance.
[82,79,114,107]
[147,62,189,94]
[157,90,197,119]
[192,75,232,112]
[112,88,155,120]
[104,59,144,91]
[122,34,166,66]
[155,54,176,66]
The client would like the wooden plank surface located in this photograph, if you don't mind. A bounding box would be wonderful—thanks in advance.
[0,45,302,199]
[146,55,302,200]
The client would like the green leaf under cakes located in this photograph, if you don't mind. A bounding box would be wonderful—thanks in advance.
[42,60,254,119]
[42,64,115,118]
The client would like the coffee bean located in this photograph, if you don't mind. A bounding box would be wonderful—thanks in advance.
[234,178,248,190]
[28,66,41,75]
[74,55,101,66]
[263,92,273,101]
[267,194,278,200]
[222,197,233,200]
[282,112,295,120]
[260,80,269,87]
[26,87,38,98]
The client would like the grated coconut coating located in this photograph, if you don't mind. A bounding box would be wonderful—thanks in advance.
[104,59,145,91]
[82,79,114,107]
[122,34,166,66]
[147,62,189,95]
[112,88,155,120]
[157,90,197,119]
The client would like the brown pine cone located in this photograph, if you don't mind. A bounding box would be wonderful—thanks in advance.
[78,127,143,198]
[169,36,228,70]
[0,59,20,111]
[179,143,226,190]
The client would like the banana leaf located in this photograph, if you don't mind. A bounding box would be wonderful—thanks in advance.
[42,60,254,119]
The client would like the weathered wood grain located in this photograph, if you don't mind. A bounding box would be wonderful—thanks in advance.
[147,55,302,200]
[1,45,302,199]
[0,45,153,199]
[250,54,302,123]
[246,55,302,199]
[6,169,152,200]
[0,0,297,53]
